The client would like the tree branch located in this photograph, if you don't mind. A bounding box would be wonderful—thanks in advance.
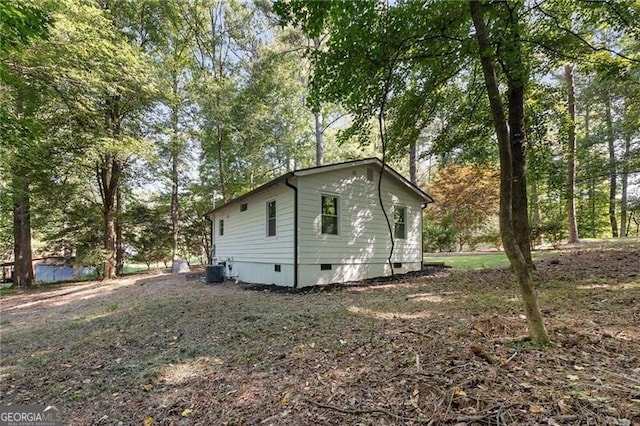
[304,399,433,423]
[533,3,640,63]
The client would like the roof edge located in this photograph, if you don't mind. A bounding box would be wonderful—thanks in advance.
[203,157,433,217]
[203,172,294,217]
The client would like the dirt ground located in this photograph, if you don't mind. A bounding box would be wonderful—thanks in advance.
[1,246,639,425]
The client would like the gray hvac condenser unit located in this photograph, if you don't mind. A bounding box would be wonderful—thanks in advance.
[205,265,224,283]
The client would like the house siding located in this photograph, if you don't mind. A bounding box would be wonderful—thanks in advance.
[296,164,424,287]
[212,183,295,286]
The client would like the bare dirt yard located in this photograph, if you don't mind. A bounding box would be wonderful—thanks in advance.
[1,245,639,425]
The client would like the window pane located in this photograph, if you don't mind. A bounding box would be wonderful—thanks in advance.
[322,216,338,235]
[267,200,276,236]
[322,196,337,215]
[394,207,405,224]
[394,207,406,239]
[321,195,338,235]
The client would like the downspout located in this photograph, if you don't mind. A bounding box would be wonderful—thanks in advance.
[284,177,298,289]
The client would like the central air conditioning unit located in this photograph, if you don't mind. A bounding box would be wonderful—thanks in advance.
[205,265,224,283]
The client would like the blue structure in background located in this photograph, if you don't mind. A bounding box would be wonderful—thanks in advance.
[34,263,95,283]
[0,257,96,284]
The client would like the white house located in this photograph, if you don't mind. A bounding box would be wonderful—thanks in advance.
[204,158,433,288]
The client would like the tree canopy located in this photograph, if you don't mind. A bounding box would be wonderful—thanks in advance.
[1,1,638,345]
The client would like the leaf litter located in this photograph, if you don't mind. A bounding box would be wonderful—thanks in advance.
[0,248,639,425]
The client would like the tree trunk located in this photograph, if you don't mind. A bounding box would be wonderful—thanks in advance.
[171,146,180,261]
[314,110,324,166]
[313,37,324,167]
[115,186,124,276]
[590,176,597,237]
[204,227,212,265]
[508,81,534,269]
[585,105,597,237]
[12,176,34,288]
[216,126,227,202]
[565,64,579,243]
[409,138,417,184]
[470,0,549,346]
[530,178,542,246]
[98,154,121,280]
[605,96,618,237]
[620,132,631,237]
[98,94,124,280]
[171,71,181,266]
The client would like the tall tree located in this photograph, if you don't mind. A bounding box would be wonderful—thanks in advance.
[312,37,325,167]
[93,1,158,278]
[604,94,619,238]
[469,0,547,344]
[565,64,579,243]
[143,1,197,270]
[0,0,50,287]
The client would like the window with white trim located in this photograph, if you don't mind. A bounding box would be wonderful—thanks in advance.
[266,200,276,237]
[321,195,339,235]
[394,206,406,239]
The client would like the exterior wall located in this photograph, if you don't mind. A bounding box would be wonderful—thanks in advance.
[296,164,424,287]
[212,183,295,287]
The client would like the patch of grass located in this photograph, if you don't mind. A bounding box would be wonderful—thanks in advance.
[123,263,152,274]
[105,302,119,312]
[0,285,15,296]
[424,253,512,269]
[452,321,468,336]
[424,251,556,270]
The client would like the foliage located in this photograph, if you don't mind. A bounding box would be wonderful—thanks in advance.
[425,164,499,251]
[0,0,50,53]
[125,199,172,268]
[178,186,214,265]
[530,221,566,248]
[422,215,456,253]
[0,189,11,261]
[1,0,160,281]
[1,0,638,290]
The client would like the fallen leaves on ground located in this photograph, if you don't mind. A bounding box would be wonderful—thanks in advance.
[1,247,639,425]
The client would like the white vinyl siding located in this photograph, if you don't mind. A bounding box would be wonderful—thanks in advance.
[296,164,423,286]
[208,160,428,288]
[212,184,294,286]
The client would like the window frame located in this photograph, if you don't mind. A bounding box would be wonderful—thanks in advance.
[394,205,406,240]
[219,218,224,236]
[266,199,277,237]
[320,194,339,235]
